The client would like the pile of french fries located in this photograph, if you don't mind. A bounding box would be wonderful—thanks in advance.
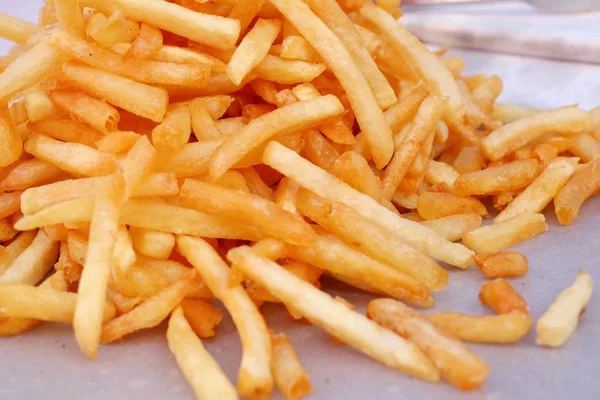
[0,0,596,397]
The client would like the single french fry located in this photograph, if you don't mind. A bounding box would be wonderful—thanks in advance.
[121,136,157,199]
[95,131,141,154]
[54,0,85,37]
[80,0,240,49]
[452,146,485,174]
[0,228,58,284]
[251,238,289,261]
[24,90,60,122]
[496,157,579,223]
[112,226,136,275]
[454,159,540,196]
[368,299,489,390]
[492,103,540,123]
[463,213,547,254]
[296,190,447,291]
[48,89,120,134]
[255,55,326,85]
[0,283,115,323]
[44,224,69,242]
[473,252,528,278]
[0,191,21,220]
[418,191,488,221]
[130,227,175,260]
[28,115,103,147]
[0,218,18,242]
[113,43,227,71]
[274,177,299,215]
[157,138,225,177]
[287,228,433,307]
[73,174,123,359]
[20,176,105,214]
[0,110,22,168]
[479,278,530,316]
[360,3,465,121]
[269,0,394,168]
[227,18,281,86]
[216,117,245,137]
[429,311,531,344]
[420,213,483,244]
[227,246,439,382]
[301,129,340,174]
[14,197,95,231]
[482,107,592,161]
[24,133,116,177]
[381,96,444,199]
[207,95,344,181]
[333,151,387,204]
[280,35,319,62]
[167,306,238,400]
[536,270,593,348]
[181,298,223,338]
[216,170,250,193]
[133,172,180,198]
[263,142,474,268]
[569,133,600,163]
[177,236,273,398]
[0,230,36,275]
[271,333,313,400]
[61,63,168,123]
[228,0,265,32]
[554,156,600,225]
[190,99,222,141]
[424,160,459,191]
[0,13,41,45]
[136,256,213,299]
[43,31,210,87]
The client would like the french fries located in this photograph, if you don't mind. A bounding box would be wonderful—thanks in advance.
[536,270,593,348]
[479,279,530,316]
[129,227,175,260]
[271,333,313,400]
[495,157,579,222]
[227,246,439,382]
[473,252,528,278]
[417,191,488,221]
[420,213,482,243]
[0,110,22,167]
[554,156,600,225]
[29,115,103,147]
[368,299,489,390]
[181,298,223,339]
[0,229,59,284]
[0,230,36,275]
[454,159,540,196]
[463,213,547,254]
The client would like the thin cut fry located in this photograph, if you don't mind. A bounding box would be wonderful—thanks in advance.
[368,299,489,390]
[73,174,123,359]
[420,213,482,243]
[0,13,41,45]
[255,55,326,85]
[227,246,439,382]
[167,306,238,400]
[181,298,223,339]
[496,157,579,223]
[0,229,58,284]
[479,279,530,316]
[554,156,600,225]
[429,311,531,344]
[482,107,592,161]
[28,115,103,147]
[568,133,600,163]
[263,142,474,268]
[454,159,540,196]
[271,333,313,400]
[269,0,394,168]
[463,213,547,254]
[177,236,273,398]
[536,270,593,348]
[473,252,528,278]
[417,191,488,221]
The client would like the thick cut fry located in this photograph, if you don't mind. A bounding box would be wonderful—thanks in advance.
[0,229,58,284]
[127,23,162,59]
[263,142,474,268]
[0,43,66,103]
[180,179,315,246]
[0,230,36,275]
[429,311,531,344]
[536,270,593,348]
[167,306,238,400]
[227,246,439,382]
[271,333,312,400]
[569,133,600,163]
[48,89,119,134]
[482,107,592,161]
[54,0,85,37]
[177,236,273,399]
[80,0,240,49]
[130,227,175,260]
[255,55,326,85]
[360,4,465,121]
[304,0,396,109]
[454,159,540,196]
[420,213,482,243]
[479,278,530,316]
[0,283,115,323]
[43,31,210,87]
[463,213,547,254]
[28,116,103,147]
[73,174,123,359]
[101,274,192,343]
[24,133,116,177]
[288,228,433,307]
[62,63,168,123]
[269,0,394,168]
[181,298,223,338]
[207,95,344,181]
[554,156,600,225]
[496,157,579,223]
[473,252,528,278]
[381,96,444,199]
[424,160,459,191]
[418,191,488,221]
[158,138,225,177]
[227,19,281,86]
[368,299,489,390]
[296,190,447,290]
[0,111,22,168]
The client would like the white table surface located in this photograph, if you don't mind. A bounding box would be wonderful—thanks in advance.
[1,2,600,399]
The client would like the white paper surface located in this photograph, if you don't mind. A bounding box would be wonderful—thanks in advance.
[1,2,600,399]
